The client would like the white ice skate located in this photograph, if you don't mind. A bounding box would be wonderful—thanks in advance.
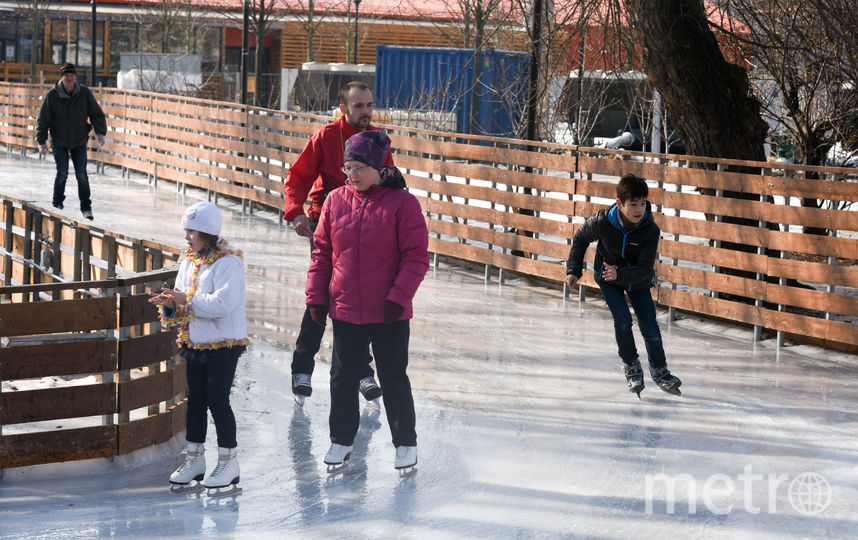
[203,447,241,497]
[359,376,382,407]
[292,373,312,406]
[394,445,417,477]
[324,443,352,474]
[169,442,205,492]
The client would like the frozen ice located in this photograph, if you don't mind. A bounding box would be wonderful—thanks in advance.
[0,151,857,538]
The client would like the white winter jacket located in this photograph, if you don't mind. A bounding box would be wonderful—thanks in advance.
[167,250,248,348]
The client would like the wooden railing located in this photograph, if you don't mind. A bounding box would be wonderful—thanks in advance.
[1,82,856,352]
[0,196,185,472]
[1,195,181,299]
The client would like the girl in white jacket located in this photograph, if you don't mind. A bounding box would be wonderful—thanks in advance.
[148,202,248,493]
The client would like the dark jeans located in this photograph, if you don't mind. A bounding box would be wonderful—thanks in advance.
[182,345,244,449]
[292,217,374,380]
[330,319,416,447]
[52,144,91,211]
[598,282,666,369]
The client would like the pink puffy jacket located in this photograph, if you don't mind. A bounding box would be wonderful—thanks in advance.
[305,175,429,324]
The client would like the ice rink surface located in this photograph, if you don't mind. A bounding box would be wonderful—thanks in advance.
[0,152,856,539]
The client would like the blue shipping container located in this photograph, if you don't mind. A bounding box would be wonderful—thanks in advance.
[374,45,530,138]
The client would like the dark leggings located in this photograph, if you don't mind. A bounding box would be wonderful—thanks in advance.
[182,345,244,448]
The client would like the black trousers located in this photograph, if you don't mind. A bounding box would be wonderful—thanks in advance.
[329,319,416,447]
[182,346,243,448]
[291,305,375,380]
[292,217,374,380]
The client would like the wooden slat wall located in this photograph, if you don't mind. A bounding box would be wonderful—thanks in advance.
[0,195,181,300]
[1,83,857,353]
[0,212,187,469]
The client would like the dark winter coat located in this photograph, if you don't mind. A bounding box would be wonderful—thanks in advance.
[36,81,107,149]
[306,167,429,324]
[566,202,660,292]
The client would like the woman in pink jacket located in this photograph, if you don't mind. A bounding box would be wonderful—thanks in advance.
[305,129,429,474]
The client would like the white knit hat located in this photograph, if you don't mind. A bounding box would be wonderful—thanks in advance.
[182,202,222,236]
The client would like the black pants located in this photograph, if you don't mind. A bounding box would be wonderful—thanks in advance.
[182,345,244,448]
[329,319,415,447]
[291,217,375,380]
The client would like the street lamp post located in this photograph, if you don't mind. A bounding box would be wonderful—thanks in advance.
[91,0,97,86]
[352,0,361,64]
[241,0,250,105]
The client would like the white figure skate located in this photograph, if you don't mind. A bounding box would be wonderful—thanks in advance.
[203,447,241,497]
[324,443,353,474]
[169,442,205,492]
[395,445,417,477]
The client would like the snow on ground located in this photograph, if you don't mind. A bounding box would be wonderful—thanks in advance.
[0,150,857,539]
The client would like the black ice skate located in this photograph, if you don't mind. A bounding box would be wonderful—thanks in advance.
[650,366,682,396]
[623,360,645,399]
[359,376,382,406]
[292,373,312,406]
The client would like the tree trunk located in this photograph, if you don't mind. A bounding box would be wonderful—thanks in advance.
[627,0,768,161]
[627,0,777,303]
[307,0,315,61]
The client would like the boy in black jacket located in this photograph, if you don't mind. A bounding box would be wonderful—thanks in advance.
[566,173,681,397]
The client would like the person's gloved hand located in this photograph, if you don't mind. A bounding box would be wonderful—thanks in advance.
[308,304,328,326]
[39,144,48,156]
[384,300,404,324]
[96,134,105,147]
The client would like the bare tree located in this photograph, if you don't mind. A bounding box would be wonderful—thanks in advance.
[132,0,185,54]
[281,0,336,61]
[713,0,858,233]
[404,0,517,134]
[214,0,284,106]
[627,0,769,161]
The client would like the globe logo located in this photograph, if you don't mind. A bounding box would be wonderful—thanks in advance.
[788,472,831,515]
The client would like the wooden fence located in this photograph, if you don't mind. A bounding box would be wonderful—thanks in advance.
[0,62,116,84]
[0,196,183,473]
[1,82,857,352]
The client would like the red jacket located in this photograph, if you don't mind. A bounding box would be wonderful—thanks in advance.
[283,117,394,222]
[306,175,429,324]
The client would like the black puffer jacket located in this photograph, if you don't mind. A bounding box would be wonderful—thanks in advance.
[36,81,107,148]
[566,202,660,292]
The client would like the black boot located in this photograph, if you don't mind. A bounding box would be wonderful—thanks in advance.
[623,360,645,399]
[650,366,682,396]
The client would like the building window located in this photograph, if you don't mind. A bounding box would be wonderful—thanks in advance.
[109,22,139,70]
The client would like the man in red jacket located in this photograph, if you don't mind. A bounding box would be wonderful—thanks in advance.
[284,81,391,406]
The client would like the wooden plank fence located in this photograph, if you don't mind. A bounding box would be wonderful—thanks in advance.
[1,82,856,352]
[0,193,184,472]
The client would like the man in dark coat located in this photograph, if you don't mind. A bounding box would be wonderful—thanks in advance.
[36,62,107,220]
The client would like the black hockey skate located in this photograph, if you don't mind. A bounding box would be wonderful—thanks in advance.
[292,373,312,406]
[623,360,645,399]
[650,366,682,396]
